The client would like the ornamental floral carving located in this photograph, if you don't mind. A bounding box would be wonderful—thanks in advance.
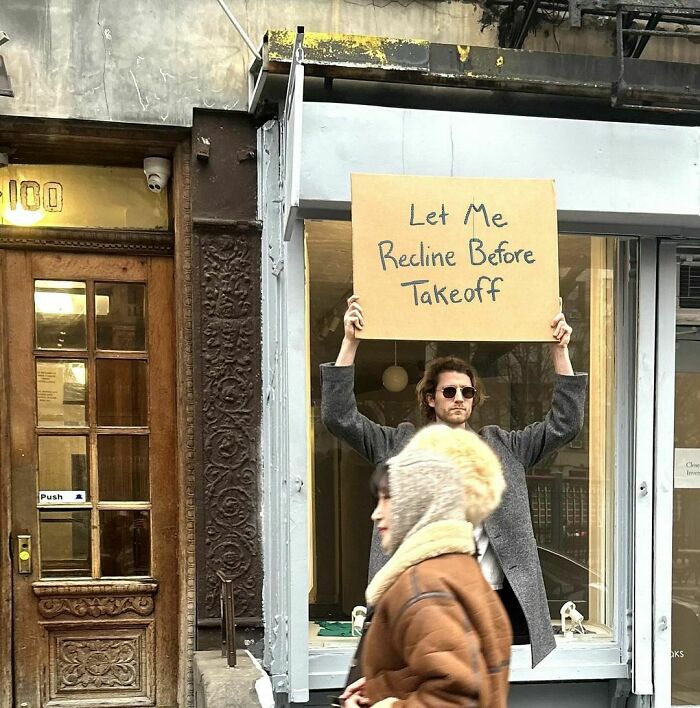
[39,595,154,619]
[57,638,140,690]
[195,231,263,620]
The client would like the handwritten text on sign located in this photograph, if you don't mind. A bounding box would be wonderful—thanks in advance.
[351,174,560,342]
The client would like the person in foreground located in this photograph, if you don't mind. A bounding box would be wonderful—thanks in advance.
[321,296,587,668]
[343,424,512,708]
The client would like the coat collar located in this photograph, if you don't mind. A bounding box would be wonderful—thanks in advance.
[365,519,475,606]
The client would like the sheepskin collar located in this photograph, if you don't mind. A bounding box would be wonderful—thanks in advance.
[365,519,475,606]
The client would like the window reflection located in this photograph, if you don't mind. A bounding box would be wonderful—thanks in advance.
[95,283,147,351]
[36,360,87,427]
[40,510,91,577]
[672,300,700,704]
[100,510,150,576]
[96,359,147,426]
[38,436,89,497]
[98,435,149,501]
[34,280,87,350]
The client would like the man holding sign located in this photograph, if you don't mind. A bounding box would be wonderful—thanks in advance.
[321,299,587,674]
[323,175,587,691]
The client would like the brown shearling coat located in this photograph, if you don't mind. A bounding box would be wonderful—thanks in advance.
[361,521,512,708]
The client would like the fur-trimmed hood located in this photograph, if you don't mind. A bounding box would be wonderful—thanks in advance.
[378,424,505,558]
[403,424,505,527]
[366,519,475,606]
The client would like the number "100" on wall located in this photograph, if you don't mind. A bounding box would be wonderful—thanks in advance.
[8,180,64,212]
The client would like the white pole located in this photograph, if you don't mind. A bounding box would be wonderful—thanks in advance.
[214,0,262,61]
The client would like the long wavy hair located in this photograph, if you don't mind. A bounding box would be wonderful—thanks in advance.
[416,356,486,422]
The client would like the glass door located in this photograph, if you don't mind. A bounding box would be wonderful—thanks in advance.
[672,250,700,706]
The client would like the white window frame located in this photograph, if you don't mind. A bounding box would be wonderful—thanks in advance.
[302,231,638,692]
[652,241,679,708]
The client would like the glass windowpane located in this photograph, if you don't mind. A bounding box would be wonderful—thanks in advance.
[38,436,89,500]
[96,359,147,426]
[100,510,150,576]
[305,221,627,638]
[34,280,87,350]
[95,283,147,351]
[98,435,149,501]
[36,360,87,427]
[40,510,91,578]
[672,270,700,704]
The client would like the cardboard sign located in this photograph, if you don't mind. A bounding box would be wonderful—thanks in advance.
[351,174,560,342]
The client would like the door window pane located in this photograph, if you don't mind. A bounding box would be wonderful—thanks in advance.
[100,510,150,576]
[98,435,149,501]
[40,510,91,577]
[305,221,627,639]
[36,360,87,427]
[672,259,700,704]
[95,283,147,351]
[34,280,87,350]
[96,359,147,426]
[38,436,89,499]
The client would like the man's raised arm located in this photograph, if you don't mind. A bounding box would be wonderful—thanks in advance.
[494,312,587,469]
[321,296,412,464]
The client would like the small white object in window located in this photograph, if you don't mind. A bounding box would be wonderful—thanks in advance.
[560,600,585,638]
[351,605,367,636]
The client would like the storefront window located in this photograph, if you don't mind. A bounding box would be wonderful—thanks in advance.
[672,251,700,705]
[306,221,624,642]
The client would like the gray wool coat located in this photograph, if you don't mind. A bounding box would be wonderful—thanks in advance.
[320,363,588,668]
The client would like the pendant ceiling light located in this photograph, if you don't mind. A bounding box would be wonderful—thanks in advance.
[382,341,408,393]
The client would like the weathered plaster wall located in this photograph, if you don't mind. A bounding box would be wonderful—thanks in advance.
[2,1,697,126]
[0,0,496,125]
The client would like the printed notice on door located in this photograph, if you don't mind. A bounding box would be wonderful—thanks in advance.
[36,362,64,424]
[351,174,560,341]
[675,448,700,489]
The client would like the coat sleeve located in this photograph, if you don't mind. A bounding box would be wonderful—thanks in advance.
[497,372,588,469]
[320,363,412,464]
[382,595,488,708]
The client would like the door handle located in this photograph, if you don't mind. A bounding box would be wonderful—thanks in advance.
[16,534,32,574]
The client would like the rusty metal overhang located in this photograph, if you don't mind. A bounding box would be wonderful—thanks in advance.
[0,56,13,98]
[249,29,700,114]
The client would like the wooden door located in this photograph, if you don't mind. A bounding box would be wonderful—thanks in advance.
[6,251,178,707]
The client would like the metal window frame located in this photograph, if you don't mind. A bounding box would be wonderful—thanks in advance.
[260,120,311,703]
[282,226,638,695]
[652,241,678,707]
[261,216,647,699]
[633,238,658,694]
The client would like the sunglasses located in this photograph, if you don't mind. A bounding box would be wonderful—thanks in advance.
[438,385,476,400]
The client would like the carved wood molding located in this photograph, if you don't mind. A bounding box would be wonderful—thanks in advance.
[38,596,155,619]
[174,141,197,708]
[0,226,174,255]
[33,581,158,619]
[57,637,142,690]
[48,624,154,701]
[193,228,263,622]
[33,581,158,596]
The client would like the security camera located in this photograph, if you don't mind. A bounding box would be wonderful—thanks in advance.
[143,157,171,193]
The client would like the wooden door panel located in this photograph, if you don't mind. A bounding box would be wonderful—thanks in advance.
[7,252,177,708]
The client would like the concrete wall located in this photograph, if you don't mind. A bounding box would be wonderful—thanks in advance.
[3,1,697,127]
[0,0,496,126]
